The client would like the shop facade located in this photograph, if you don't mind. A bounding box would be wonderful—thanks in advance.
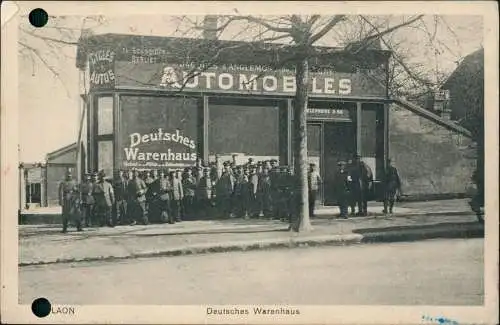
[77,34,391,205]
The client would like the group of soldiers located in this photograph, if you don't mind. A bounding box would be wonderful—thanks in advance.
[58,154,402,232]
[332,154,402,219]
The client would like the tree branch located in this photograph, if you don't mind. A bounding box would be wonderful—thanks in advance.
[359,15,424,45]
[309,15,346,44]
[18,41,71,96]
[21,28,78,45]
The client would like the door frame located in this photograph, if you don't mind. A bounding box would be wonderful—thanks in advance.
[307,122,324,205]
[307,120,355,206]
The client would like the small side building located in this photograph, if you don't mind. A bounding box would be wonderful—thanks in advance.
[45,143,82,206]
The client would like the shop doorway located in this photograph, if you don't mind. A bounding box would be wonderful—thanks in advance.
[307,121,356,206]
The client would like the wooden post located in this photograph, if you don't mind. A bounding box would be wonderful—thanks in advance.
[202,96,209,162]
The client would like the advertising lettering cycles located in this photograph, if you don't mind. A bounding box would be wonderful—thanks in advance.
[89,49,116,86]
[160,66,352,95]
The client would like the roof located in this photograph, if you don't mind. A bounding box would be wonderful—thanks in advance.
[76,33,392,71]
[441,48,484,90]
[392,97,472,138]
[46,143,77,161]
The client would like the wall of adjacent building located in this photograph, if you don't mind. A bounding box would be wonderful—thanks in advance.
[388,104,476,198]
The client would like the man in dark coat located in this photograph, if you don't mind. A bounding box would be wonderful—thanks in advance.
[59,169,82,233]
[197,168,215,219]
[382,158,402,215]
[216,162,235,219]
[80,173,94,227]
[92,170,115,227]
[171,170,184,222]
[334,161,350,219]
[127,169,148,225]
[182,167,197,220]
[349,154,373,216]
[248,166,260,217]
[158,169,174,224]
[112,170,129,225]
[257,166,272,218]
[269,159,280,219]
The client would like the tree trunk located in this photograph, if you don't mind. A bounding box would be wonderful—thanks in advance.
[291,56,313,232]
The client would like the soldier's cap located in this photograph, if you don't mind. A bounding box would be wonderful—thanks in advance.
[270,159,277,163]
[309,163,316,167]
[223,161,230,166]
[98,170,106,177]
[337,161,346,166]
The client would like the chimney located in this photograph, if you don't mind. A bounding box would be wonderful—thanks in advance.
[203,15,218,40]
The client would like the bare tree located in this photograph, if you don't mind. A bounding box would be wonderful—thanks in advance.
[180,14,430,232]
[21,14,467,231]
[18,15,107,95]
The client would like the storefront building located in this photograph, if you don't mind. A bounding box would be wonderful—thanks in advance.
[76,34,391,205]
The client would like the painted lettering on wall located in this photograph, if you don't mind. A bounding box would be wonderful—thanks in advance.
[123,128,197,164]
[89,49,116,86]
[159,65,352,95]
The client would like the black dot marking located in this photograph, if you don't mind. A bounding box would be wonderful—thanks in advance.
[31,297,51,318]
[28,8,48,28]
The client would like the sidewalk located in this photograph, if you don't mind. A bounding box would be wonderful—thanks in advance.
[19,199,482,266]
[19,198,472,225]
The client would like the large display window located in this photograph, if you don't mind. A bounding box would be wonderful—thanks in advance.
[208,99,279,164]
[119,95,199,169]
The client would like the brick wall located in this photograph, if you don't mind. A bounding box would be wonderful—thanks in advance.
[388,105,476,196]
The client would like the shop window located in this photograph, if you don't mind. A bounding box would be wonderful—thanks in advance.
[98,141,113,178]
[208,104,279,163]
[120,96,199,169]
[97,96,113,135]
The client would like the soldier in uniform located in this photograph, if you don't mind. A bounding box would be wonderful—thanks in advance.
[269,159,280,219]
[193,158,204,183]
[346,159,357,216]
[232,166,245,218]
[197,167,215,219]
[216,162,235,219]
[248,166,260,218]
[158,169,174,224]
[349,153,373,216]
[285,166,300,226]
[182,167,197,220]
[307,163,322,218]
[257,166,272,218]
[334,161,350,219]
[112,170,129,226]
[171,170,184,222]
[92,170,115,227]
[127,169,148,225]
[280,166,293,222]
[59,169,82,233]
[382,158,402,215]
[80,173,95,227]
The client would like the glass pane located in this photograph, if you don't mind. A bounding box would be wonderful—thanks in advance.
[307,124,321,156]
[97,97,113,135]
[360,107,377,157]
[120,96,198,169]
[208,104,279,164]
[98,141,113,178]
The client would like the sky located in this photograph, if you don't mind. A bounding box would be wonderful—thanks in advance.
[18,14,484,162]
